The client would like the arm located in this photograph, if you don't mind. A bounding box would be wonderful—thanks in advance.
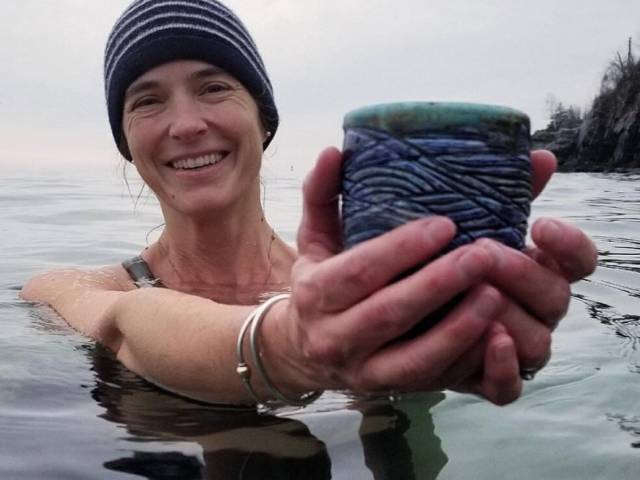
[18,225,511,406]
[20,269,284,404]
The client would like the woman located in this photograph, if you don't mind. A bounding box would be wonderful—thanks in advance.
[21,0,597,407]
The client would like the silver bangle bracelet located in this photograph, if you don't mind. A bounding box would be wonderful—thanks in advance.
[235,307,264,405]
[249,293,323,407]
[236,293,322,408]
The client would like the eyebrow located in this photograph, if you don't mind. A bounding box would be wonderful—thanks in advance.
[125,80,160,100]
[125,66,227,100]
[189,66,225,80]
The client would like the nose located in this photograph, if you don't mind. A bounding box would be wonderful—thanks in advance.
[168,95,208,142]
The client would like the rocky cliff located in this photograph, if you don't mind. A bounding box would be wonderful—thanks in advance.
[532,41,640,171]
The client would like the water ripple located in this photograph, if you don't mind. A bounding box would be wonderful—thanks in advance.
[607,414,640,448]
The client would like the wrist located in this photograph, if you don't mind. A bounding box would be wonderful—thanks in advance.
[259,298,322,394]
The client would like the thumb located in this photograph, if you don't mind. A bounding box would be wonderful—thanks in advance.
[297,147,344,260]
[531,150,557,199]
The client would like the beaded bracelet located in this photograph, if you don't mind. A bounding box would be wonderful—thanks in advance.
[236,293,322,408]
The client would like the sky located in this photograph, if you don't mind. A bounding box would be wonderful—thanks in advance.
[1,0,639,176]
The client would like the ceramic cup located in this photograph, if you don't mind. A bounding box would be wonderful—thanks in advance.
[341,102,532,252]
[341,102,532,333]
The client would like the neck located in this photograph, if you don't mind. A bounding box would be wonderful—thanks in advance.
[143,194,294,304]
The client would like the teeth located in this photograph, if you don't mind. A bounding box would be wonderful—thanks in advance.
[171,152,226,170]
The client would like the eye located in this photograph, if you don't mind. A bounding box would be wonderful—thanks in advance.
[200,82,230,95]
[128,96,160,111]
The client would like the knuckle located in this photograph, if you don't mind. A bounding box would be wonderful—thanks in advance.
[392,227,424,254]
[292,272,321,315]
[545,282,571,323]
[389,351,437,389]
[366,301,408,335]
[504,251,529,280]
[422,272,452,297]
[340,257,375,293]
[372,314,407,339]
[302,335,345,366]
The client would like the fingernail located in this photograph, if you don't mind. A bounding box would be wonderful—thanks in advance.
[475,290,499,319]
[458,245,497,278]
[457,250,490,278]
[484,239,506,263]
[422,217,454,246]
[494,340,514,363]
[543,220,562,244]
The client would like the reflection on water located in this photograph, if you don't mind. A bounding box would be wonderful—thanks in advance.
[607,413,640,449]
[1,170,639,479]
[87,342,446,479]
[90,344,333,479]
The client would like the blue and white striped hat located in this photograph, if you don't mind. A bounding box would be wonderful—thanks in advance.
[104,0,278,160]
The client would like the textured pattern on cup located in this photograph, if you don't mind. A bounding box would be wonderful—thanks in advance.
[341,102,532,252]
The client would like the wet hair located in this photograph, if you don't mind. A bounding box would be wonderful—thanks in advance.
[104,0,278,161]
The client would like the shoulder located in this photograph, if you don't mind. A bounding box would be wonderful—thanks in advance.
[21,264,135,303]
[20,264,138,346]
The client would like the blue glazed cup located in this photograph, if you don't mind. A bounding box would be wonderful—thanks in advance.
[341,102,532,252]
[341,102,532,333]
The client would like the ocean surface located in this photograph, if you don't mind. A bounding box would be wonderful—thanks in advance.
[1,168,639,479]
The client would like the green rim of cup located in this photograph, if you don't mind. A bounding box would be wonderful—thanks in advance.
[343,102,530,135]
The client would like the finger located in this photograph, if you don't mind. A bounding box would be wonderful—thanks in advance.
[300,216,455,313]
[297,147,344,260]
[478,322,522,406]
[496,297,553,368]
[523,245,561,273]
[531,150,557,199]
[530,218,598,282]
[351,285,501,392]
[339,242,499,354]
[441,296,552,395]
[432,334,487,390]
[292,244,498,370]
[479,239,571,326]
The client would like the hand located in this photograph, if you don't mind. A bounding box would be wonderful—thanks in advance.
[281,147,596,406]
[282,147,517,404]
[507,150,597,367]
[448,150,597,396]
[530,149,598,281]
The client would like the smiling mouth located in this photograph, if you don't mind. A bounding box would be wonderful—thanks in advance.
[169,152,229,170]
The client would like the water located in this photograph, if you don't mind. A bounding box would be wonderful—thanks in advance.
[1,168,639,479]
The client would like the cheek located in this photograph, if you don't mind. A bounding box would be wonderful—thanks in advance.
[239,113,266,152]
[124,117,159,161]
[218,97,264,145]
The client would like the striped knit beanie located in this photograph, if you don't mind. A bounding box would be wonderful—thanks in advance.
[104,0,278,160]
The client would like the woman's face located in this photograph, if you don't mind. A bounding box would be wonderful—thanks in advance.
[122,60,266,216]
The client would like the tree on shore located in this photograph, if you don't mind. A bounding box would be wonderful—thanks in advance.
[600,37,637,94]
[544,94,582,131]
[538,37,640,170]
